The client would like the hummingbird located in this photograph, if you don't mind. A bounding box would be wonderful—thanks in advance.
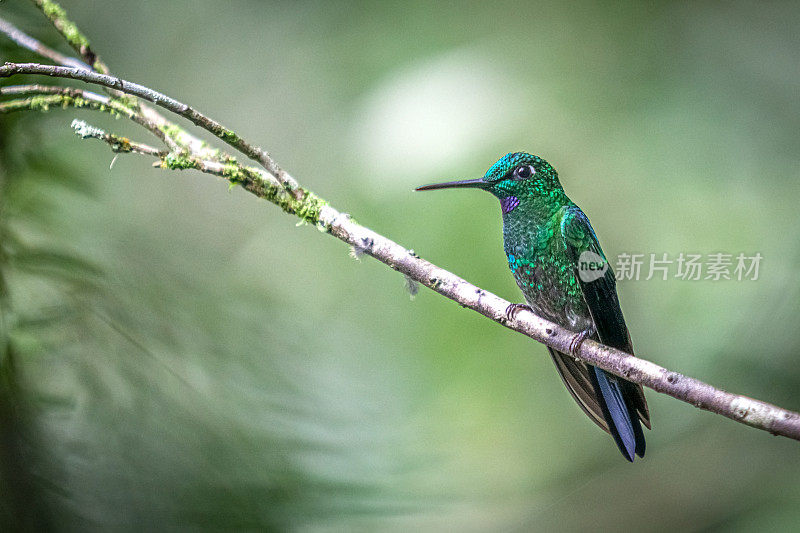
[416,152,650,461]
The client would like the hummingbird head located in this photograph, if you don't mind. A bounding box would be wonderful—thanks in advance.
[415,152,564,214]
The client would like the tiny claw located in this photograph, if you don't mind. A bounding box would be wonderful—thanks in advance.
[505,303,532,321]
[568,327,595,356]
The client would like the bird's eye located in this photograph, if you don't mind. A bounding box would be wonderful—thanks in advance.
[513,165,535,180]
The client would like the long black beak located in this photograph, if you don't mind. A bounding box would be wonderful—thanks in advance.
[414,178,487,191]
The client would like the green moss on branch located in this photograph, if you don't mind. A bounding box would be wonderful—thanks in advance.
[0,93,131,117]
[155,156,328,225]
[232,169,327,224]
[32,0,108,73]
[160,153,200,171]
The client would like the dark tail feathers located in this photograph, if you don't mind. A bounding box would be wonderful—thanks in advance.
[591,367,645,461]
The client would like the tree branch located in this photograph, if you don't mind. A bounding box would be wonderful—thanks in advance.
[70,119,165,157]
[0,91,121,115]
[0,83,181,152]
[28,0,109,73]
[2,39,799,442]
[0,16,88,69]
[0,62,298,190]
[0,15,227,161]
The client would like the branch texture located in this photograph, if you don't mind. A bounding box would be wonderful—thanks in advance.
[2,23,799,443]
[0,16,88,69]
[0,62,298,190]
[29,0,108,73]
[70,119,164,156]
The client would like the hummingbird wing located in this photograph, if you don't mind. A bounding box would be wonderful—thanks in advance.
[547,346,609,429]
[558,206,650,460]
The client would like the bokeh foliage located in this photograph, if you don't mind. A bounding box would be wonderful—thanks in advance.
[1,1,800,530]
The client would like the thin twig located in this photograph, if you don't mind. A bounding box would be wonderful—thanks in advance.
[70,119,164,156]
[65,117,284,192]
[0,83,181,153]
[1,83,102,99]
[0,13,180,155]
[3,44,799,442]
[0,92,120,114]
[0,16,88,70]
[0,63,298,190]
[0,20,230,163]
[28,0,108,73]
[135,103,232,162]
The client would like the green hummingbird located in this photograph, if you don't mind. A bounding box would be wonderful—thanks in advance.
[416,152,650,461]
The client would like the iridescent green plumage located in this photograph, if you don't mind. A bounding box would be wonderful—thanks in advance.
[417,152,650,462]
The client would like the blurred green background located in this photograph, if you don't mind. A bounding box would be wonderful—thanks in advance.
[2,1,800,531]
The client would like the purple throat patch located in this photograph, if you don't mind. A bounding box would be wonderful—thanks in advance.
[500,196,519,214]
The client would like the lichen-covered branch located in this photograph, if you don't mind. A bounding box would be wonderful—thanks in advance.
[0,14,220,160]
[29,0,109,73]
[0,62,298,190]
[111,141,324,222]
[71,119,164,156]
[0,83,180,152]
[0,91,123,115]
[2,24,799,443]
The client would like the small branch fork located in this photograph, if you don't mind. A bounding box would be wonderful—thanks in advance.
[70,119,164,157]
[1,4,799,442]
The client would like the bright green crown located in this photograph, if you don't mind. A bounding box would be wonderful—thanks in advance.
[484,152,558,182]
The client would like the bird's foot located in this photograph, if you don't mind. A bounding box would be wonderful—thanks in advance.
[505,303,532,321]
[568,326,595,356]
